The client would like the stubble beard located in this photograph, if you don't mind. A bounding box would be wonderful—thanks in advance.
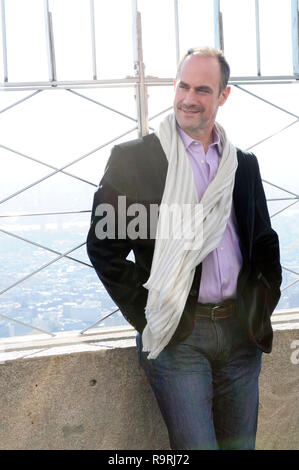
[175,107,207,137]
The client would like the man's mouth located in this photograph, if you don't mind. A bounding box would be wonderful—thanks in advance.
[178,107,202,114]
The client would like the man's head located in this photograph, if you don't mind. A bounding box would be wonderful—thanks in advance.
[176,47,230,95]
[174,47,231,141]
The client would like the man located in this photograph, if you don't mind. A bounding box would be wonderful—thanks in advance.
[87,47,282,450]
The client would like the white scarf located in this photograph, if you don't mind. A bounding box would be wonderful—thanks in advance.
[142,113,238,359]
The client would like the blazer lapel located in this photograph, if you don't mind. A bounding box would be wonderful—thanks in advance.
[233,149,254,264]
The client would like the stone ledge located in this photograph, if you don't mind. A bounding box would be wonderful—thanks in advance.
[0,318,298,450]
[0,309,298,362]
[0,325,136,362]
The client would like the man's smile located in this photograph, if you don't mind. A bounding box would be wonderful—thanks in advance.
[178,106,203,115]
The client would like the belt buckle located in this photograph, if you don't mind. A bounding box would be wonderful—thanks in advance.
[211,305,220,321]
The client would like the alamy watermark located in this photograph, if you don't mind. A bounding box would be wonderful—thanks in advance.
[290,340,299,365]
[0,342,5,364]
[94,196,203,250]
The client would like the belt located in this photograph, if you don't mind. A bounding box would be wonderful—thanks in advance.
[194,300,236,320]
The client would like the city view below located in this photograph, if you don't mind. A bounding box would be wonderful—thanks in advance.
[0,198,298,339]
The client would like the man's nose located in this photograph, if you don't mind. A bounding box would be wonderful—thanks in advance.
[182,89,198,106]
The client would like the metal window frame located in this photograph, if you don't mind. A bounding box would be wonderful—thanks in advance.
[255,0,261,76]
[214,0,224,51]
[44,0,57,83]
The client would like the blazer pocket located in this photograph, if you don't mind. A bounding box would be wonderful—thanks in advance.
[249,274,271,338]
[240,271,279,352]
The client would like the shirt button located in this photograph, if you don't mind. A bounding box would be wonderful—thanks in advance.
[223,278,227,282]
[201,160,204,164]
[220,246,224,251]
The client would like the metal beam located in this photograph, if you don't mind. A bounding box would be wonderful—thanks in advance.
[67,88,137,123]
[270,199,299,218]
[174,0,180,65]
[262,179,299,199]
[214,0,224,51]
[0,227,93,268]
[0,241,86,297]
[44,0,57,82]
[0,209,91,218]
[1,74,299,92]
[67,89,154,132]
[234,84,299,120]
[0,127,138,206]
[80,308,120,334]
[0,311,55,336]
[0,143,98,188]
[132,0,149,136]
[292,0,299,75]
[89,0,97,80]
[0,90,41,113]
[255,0,261,76]
[246,118,299,152]
[281,278,299,292]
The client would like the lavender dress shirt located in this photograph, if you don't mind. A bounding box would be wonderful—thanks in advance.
[178,126,243,304]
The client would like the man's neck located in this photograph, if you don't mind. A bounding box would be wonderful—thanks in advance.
[178,126,216,154]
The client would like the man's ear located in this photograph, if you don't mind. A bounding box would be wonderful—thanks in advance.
[219,86,231,106]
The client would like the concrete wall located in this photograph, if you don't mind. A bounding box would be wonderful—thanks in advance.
[0,318,298,450]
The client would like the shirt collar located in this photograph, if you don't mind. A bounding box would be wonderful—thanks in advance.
[177,125,221,155]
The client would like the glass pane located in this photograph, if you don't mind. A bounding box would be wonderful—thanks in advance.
[93,0,134,79]
[70,132,139,187]
[272,203,299,311]
[0,90,39,111]
[247,83,299,117]
[0,146,50,203]
[178,0,215,58]
[0,256,128,338]
[247,121,299,196]
[0,230,54,293]
[4,0,48,81]
[259,0,293,75]
[263,181,294,208]
[217,84,293,150]
[0,171,95,214]
[147,85,173,130]
[138,0,177,77]
[221,0,257,76]
[0,89,137,169]
[49,0,94,80]
[0,212,90,254]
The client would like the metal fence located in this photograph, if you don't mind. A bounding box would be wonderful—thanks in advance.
[0,0,298,337]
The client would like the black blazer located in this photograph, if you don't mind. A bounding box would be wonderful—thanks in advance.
[87,133,282,353]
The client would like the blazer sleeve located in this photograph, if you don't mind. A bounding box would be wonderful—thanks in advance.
[251,155,282,289]
[86,145,148,332]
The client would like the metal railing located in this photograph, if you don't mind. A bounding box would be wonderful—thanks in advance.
[0,0,298,337]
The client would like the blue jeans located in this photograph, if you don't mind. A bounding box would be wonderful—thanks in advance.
[136,315,262,450]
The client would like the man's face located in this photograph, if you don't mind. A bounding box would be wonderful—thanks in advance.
[174,55,230,139]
